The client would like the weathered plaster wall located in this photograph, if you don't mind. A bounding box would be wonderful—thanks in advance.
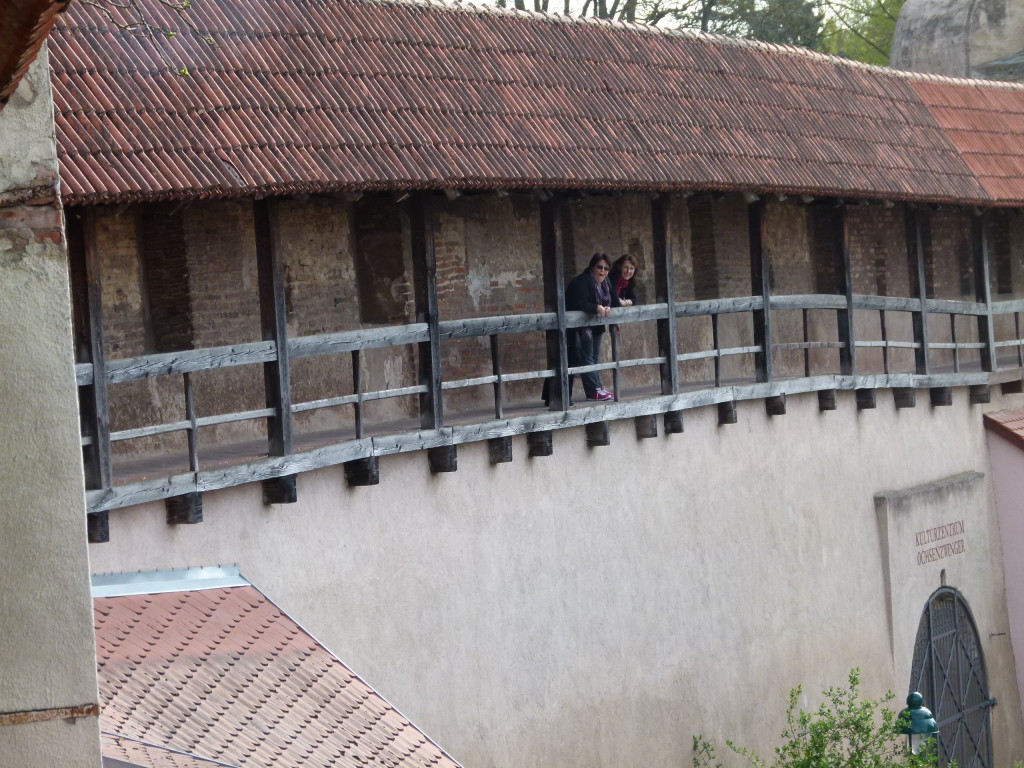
[0,50,102,766]
[892,0,1024,77]
[985,431,1024,714]
[90,390,1024,768]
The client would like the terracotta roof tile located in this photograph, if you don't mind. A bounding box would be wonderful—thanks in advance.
[0,0,69,108]
[47,0,1017,205]
[95,586,462,768]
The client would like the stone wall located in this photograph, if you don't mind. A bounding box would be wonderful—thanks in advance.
[0,50,102,768]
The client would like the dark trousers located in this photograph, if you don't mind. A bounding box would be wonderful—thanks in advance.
[570,327,604,398]
[541,328,605,404]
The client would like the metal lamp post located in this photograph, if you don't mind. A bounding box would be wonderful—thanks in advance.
[899,692,939,754]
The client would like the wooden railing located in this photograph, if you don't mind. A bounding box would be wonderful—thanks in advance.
[67,195,1024,535]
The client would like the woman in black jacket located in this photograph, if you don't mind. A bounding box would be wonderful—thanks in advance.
[565,253,619,401]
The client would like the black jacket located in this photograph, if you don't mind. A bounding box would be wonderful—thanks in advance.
[566,269,620,315]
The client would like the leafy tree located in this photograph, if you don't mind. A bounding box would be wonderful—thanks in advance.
[694,669,937,768]
[818,0,905,65]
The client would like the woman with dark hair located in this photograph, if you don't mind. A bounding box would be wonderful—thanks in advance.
[565,253,619,401]
[610,254,639,306]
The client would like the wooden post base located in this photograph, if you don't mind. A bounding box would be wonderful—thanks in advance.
[855,389,876,410]
[718,401,737,425]
[166,493,203,525]
[87,511,109,544]
[818,389,837,411]
[969,384,991,404]
[262,475,297,505]
[585,422,610,447]
[765,394,786,416]
[634,415,658,439]
[664,410,684,434]
[527,431,553,457]
[930,387,952,407]
[428,445,457,473]
[344,457,379,486]
[893,388,916,409]
[488,437,513,464]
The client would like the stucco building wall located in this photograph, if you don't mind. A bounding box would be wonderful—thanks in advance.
[985,431,1024,713]
[90,389,1024,768]
[0,50,101,767]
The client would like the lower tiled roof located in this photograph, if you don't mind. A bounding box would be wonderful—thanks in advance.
[47,0,1009,205]
[94,585,462,768]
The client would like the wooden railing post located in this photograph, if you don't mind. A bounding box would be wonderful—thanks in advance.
[835,203,856,378]
[541,194,569,411]
[652,194,679,395]
[254,197,296,503]
[748,199,772,382]
[409,192,444,430]
[906,207,931,376]
[973,212,996,373]
[68,208,112,541]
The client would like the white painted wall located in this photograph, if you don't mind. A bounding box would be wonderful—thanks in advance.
[986,430,1024,713]
[0,49,102,767]
[91,389,1024,768]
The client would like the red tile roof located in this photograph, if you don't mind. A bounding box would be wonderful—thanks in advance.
[0,0,68,108]
[910,78,1024,206]
[94,586,462,768]
[46,0,1021,205]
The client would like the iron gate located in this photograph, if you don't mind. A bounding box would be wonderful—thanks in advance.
[910,588,995,768]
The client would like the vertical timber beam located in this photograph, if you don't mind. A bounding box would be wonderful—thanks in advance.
[972,212,996,373]
[835,203,856,378]
[410,192,444,430]
[906,207,931,377]
[68,209,112,542]
[254,198,296,503]
[541,194,570,411]
[748,199,772,383]
[652,194,678,395]
[653,194,684,432]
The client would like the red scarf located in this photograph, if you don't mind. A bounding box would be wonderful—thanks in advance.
[615,276,630,298]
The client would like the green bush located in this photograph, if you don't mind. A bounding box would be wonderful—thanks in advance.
[694,669,937,768]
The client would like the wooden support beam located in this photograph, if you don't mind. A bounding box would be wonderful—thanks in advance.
[1002,379,1024,395]
[856,388,876,410]
[488,437,513,464]
[166,493,203,525]
[410,193,443,430]
[585,422,610,447]
[930,387,952,407]
[718,401,737,425]
[262,475,297,505]
[634,414,658,439]
[87,512,109,544]
[906,208,931,376]
[765,394,786,416]
[540,196,570,410]
[652,195,678,395]
[344,457,379,486]
[427,445,457,473]
[818,389,838,411]
[970,384,991,404]
[254,198,293,458]
[972,213,996,372]
[527,430,554,457]
[664,410,684,434]
[835,205,856,376]
[67,209,112,493]
[748,199,772,382]
[893,387,916,409]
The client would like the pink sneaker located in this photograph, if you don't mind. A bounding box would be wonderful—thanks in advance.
[591,388,614,401]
